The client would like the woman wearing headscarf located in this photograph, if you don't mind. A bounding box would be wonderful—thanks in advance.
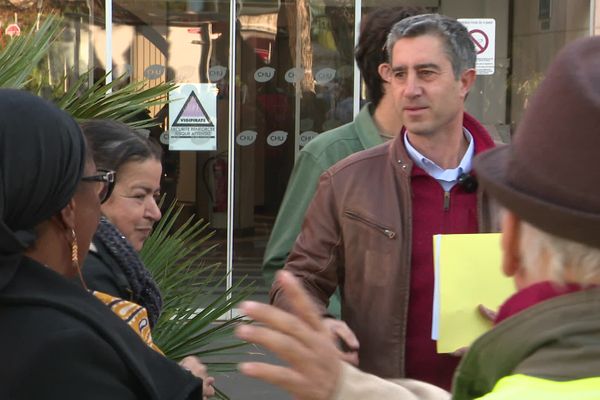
[0,89,203,399]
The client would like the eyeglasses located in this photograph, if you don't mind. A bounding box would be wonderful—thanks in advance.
[81,169,116,204]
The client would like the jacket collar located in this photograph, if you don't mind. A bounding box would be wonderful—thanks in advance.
[452,287,600,400]
[388,112,495,178]
[495,281,589,324]
[354,103,387,149]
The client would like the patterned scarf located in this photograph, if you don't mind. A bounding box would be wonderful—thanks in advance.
[92,290,163,354]
[94,217,163,327]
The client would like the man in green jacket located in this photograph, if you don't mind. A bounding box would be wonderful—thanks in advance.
[238,36,600,400]
[262,6,421,298]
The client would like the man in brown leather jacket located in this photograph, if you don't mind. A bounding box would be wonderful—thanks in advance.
[270,14,497,389]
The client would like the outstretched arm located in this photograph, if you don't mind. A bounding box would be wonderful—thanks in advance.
[238,271,451,400]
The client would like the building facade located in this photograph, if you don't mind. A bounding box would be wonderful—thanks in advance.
[2,0,598,303]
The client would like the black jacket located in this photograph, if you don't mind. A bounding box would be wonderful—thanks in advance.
[84,239,133,300]
[0,256,201,399]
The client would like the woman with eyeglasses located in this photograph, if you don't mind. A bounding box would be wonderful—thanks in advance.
[80,119,215,397]
[80,120,164,327]
[0,89,203,398]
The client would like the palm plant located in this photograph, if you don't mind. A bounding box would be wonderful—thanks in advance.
[54,70,175,128]
[141,202,254,400]
[1,15,174,127]
[141,201,253,368]
[0,14,60,88]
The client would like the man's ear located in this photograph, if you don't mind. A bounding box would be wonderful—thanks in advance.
[501,211,521,278]
[57,198,77,232]
[459,68,476,98]
[378,63,392,83]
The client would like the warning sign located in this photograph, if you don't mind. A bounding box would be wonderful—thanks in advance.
[169,84,217,151]
[458,19,495,76]
[172,91,214,127]
[469,29,489,54]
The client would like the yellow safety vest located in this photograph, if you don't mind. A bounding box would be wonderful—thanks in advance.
[476,374,600,400]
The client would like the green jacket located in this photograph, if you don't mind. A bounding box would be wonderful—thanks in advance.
[453,287,600,400]
[263,104,384,285]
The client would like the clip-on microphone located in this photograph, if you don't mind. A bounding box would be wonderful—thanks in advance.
[458,173,478,193]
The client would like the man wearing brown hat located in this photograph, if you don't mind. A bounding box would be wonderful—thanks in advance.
[237,35,600,400]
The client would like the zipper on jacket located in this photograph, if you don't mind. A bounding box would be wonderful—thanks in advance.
[344,210,396,239]
[443,191,450,211]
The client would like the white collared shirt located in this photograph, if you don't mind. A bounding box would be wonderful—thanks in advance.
[403,129,474,192]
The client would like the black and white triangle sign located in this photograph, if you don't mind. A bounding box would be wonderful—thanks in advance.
[172,91,214,127]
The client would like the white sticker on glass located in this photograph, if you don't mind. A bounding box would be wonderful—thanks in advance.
[254,66,276,83]
[267,130,288,147]
[285,67,304,84]
[236,130,258,146]
[299,131,318,147]
[160,131,170,144]
[209,65,227,82]
[315,68,336,85]
[144,64,166,80]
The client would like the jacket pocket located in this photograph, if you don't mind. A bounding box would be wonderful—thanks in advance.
[343,210,397,239]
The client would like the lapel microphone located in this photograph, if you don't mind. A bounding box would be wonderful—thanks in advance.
[458,173,478,193]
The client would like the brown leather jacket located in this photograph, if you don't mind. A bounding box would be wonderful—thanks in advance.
[270,113,499,379]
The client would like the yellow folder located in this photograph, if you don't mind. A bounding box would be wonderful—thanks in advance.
[433,233,515,353]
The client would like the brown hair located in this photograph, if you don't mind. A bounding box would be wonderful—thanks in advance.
[355,6,425,106]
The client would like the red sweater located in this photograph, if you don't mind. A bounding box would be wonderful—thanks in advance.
[404,116,495,390]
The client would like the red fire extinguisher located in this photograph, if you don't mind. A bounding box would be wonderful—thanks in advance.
[212,157,227,212]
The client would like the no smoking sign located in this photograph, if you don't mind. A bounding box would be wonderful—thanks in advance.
[458,18,496,75]
[469,29,489,54]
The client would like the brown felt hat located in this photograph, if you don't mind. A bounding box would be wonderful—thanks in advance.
[474,36,600,249]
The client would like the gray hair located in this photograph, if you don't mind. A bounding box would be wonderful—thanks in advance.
[80,119,163,173]
[385,13,475,79]
[519,220,600,285]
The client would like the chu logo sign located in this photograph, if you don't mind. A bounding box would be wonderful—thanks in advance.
[254,67,276,83]
[267,130,288,147]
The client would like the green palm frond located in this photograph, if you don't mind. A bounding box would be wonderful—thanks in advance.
[55,71,176,128]
[0,15,62,89]
[0,15,175,129]
[140,201,254,371]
